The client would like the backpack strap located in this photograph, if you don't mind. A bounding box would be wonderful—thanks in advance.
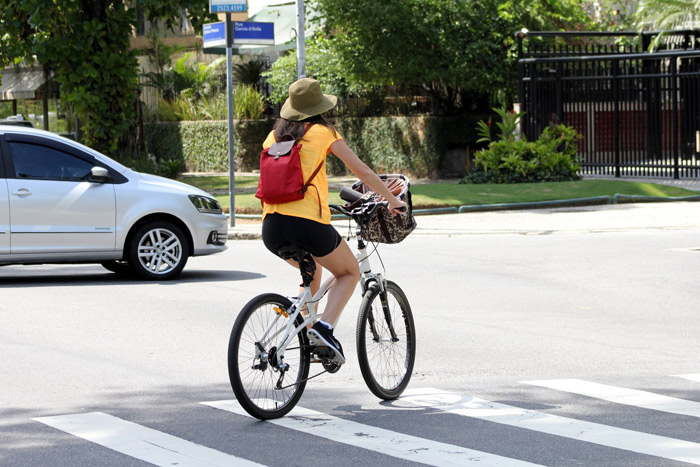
[300,123,314,140]
[301,158,325,217]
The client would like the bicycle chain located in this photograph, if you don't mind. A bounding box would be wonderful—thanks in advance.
[277,369,328,390]
[275,345,340,390]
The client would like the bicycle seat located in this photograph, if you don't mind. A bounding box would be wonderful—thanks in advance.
[277,243,316,286]
[277,243,310,262]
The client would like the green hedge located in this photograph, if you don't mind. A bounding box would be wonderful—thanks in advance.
[144,115,483,177]
[144,120,271,173]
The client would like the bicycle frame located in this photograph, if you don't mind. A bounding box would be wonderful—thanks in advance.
[254,237,386,369]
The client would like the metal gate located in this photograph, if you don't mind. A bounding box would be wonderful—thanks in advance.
[517,31,700,179]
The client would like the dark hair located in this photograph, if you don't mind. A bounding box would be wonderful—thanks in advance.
[273,114,338,142]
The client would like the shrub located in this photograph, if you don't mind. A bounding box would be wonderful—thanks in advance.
[232,84,265,119]
[463,109,582,184]
[476,105,525,144]
[153,85,264,122]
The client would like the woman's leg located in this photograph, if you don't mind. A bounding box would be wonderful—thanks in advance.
[313,239,360,326]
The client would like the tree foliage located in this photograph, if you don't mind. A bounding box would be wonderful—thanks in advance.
[265,36,382,106]
[307,0,593,112]
[0,0,215,155]
[635,0,700,52]
[636,0,700,31]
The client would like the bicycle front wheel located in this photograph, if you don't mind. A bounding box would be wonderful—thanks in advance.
[228,293,310,420]
[356,280,416,400]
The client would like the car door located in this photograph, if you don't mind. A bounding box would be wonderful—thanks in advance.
[0,145,8,254]
[4,135,116,254]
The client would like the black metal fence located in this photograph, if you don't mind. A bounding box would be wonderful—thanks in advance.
[517,31,700,178]
[517,30,700,59]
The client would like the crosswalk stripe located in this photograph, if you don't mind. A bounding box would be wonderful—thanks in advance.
[34,412,263,467]
[401,388,700,465]
[675,374,700,383]
[201,400,542,467]
[522,378,700,418]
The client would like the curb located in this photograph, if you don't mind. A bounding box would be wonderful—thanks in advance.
[612,193,700,204]
[457,196,611,213]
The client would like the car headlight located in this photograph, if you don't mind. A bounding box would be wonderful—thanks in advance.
[189,195,222,214]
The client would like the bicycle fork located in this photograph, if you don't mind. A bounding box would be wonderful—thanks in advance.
[367,288,400,343]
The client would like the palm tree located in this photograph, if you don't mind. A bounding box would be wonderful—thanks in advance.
[636,0,700,31]
[232,56,269,93]
[635,0,700,50]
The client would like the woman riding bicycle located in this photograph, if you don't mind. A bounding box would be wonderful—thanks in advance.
[260,77,406,365]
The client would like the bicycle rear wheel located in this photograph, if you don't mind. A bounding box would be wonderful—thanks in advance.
[356,281,416,400]
[228,293,310,419]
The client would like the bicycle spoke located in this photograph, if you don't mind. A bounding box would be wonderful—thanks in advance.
[358,282,415,399]
[229,295,310,419]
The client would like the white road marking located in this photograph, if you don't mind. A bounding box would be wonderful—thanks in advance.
[522,378,700,418]
[401,387,700,465]
[202,399,542,467]
[34,412,263,467]
[675,374,700,383]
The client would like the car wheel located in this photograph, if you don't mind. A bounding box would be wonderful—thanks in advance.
[126,221,189,280]
[100,260,134,276]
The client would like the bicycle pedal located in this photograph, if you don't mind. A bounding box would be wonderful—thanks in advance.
[313,346,335,360]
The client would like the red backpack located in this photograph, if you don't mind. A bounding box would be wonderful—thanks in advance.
[255,124,324,212]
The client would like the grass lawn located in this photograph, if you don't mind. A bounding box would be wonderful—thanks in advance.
[410,180,695,208]
[182,176,697,214]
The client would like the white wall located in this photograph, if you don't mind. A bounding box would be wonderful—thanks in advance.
[247,0,277,16]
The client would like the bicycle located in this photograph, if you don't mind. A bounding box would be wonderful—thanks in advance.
[227,181,416,420]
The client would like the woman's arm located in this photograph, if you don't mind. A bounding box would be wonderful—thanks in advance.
[330,139,407,213]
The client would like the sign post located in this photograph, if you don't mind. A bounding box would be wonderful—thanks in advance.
[296,0,305,78]
[226,13,235,227]
[206,1,274,227]
[208,0,248,227]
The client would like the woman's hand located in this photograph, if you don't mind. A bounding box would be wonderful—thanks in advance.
[388,198,408,215]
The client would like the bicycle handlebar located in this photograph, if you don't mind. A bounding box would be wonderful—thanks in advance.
[339,186,364,203]
[330,186,406,219]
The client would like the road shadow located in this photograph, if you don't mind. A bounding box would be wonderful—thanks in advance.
[0,265,264,288]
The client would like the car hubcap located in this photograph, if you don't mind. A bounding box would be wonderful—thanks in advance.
[137,228,182,275]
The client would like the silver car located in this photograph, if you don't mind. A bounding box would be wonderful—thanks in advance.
[0,125,228,280]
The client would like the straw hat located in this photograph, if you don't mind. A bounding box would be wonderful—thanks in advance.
[280,78,338,121]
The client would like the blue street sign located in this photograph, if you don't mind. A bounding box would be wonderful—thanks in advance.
[210,0,246,13]
[203,22,226,49]
[233,21,275,45]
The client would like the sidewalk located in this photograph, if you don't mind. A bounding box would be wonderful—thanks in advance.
[228,201,700,239]
[582,174,700,192]
[227,176,700,239]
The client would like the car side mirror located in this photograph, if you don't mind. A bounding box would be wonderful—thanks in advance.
[90,166,111,183]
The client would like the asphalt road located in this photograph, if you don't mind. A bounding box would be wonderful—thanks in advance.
[2,204,700,466]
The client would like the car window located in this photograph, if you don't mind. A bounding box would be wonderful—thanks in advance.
[9,142,94,181]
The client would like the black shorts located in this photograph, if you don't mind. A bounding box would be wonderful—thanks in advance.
[262,213,342,258]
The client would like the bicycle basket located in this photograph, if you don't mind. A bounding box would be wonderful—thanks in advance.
[348,174,417,244]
